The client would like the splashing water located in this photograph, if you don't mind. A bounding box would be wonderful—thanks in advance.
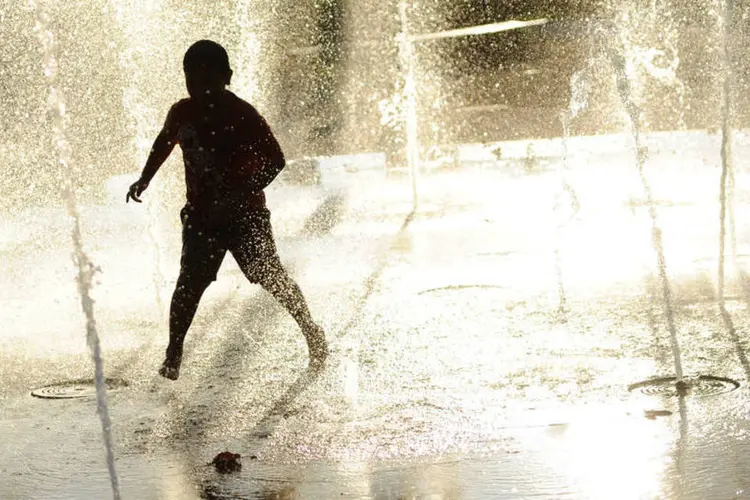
[559,68,588,201]
[399,1,419,209]
[32,2,121,498]
[145,211,166,318]
[560,71,587,178]
[112,0,167,319]
[616,1,688,131]
[232,2,262,103]
[608,42,684,383]
[555,69,588,315]
[718,0,735,303]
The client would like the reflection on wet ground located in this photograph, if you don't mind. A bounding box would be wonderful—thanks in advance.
[3,155,750,498]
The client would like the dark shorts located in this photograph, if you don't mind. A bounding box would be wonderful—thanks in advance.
[179,205,282,285]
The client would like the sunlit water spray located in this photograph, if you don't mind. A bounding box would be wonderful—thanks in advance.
[718,0,736,303]
[398,1,419,209]
[617,1,688,131]
[608,42,684,383]
[32,2,121,498]
[555,68,588,315]
[112,0,167,320]
[232,2,262,102]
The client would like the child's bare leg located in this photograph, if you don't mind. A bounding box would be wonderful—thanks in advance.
[161,212,226,380]
[257,263,314,328]
[254,262,329,362]
[166,276,212,360]
[231,210,328,365]
[159,276,212,380]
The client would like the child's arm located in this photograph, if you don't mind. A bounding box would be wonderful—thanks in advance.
[126,106,180,203]
[238,107,285,193]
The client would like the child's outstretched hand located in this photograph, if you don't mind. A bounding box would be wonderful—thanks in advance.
[126,178,149,203]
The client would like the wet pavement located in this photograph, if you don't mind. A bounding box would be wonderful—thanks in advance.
[3,135,750,498]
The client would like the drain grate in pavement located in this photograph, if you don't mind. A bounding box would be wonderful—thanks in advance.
[628,376,739,398]
[31,378,128,399]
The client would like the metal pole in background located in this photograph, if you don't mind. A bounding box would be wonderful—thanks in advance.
[395,14,548,210]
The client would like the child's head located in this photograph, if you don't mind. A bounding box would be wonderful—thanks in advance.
[183,40,233,100]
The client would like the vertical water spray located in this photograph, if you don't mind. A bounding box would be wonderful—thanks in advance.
[233,1,262,103]
[555,69,586,315]
[656,2,689,132]
[617,1,688,131]
[718,0,735,303]
[146,208,165,318]
[608,42,684,383]
[32,2,121,498]
[112,0,166,320]
[552,157,569,316]
[398,1,419,209]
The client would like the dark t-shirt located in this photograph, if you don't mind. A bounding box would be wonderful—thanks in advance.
[163,90,284,214]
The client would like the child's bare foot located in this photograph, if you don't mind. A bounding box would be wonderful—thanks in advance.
[159,363,180,380]
[159,355,182,380]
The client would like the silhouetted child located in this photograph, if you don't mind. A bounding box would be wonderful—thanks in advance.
[126,40,329,380]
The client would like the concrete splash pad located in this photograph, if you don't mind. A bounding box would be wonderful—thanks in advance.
[4,151,750,498]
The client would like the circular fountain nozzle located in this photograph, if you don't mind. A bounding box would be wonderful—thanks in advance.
[628,375,739,398]
[30,378,128,399]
